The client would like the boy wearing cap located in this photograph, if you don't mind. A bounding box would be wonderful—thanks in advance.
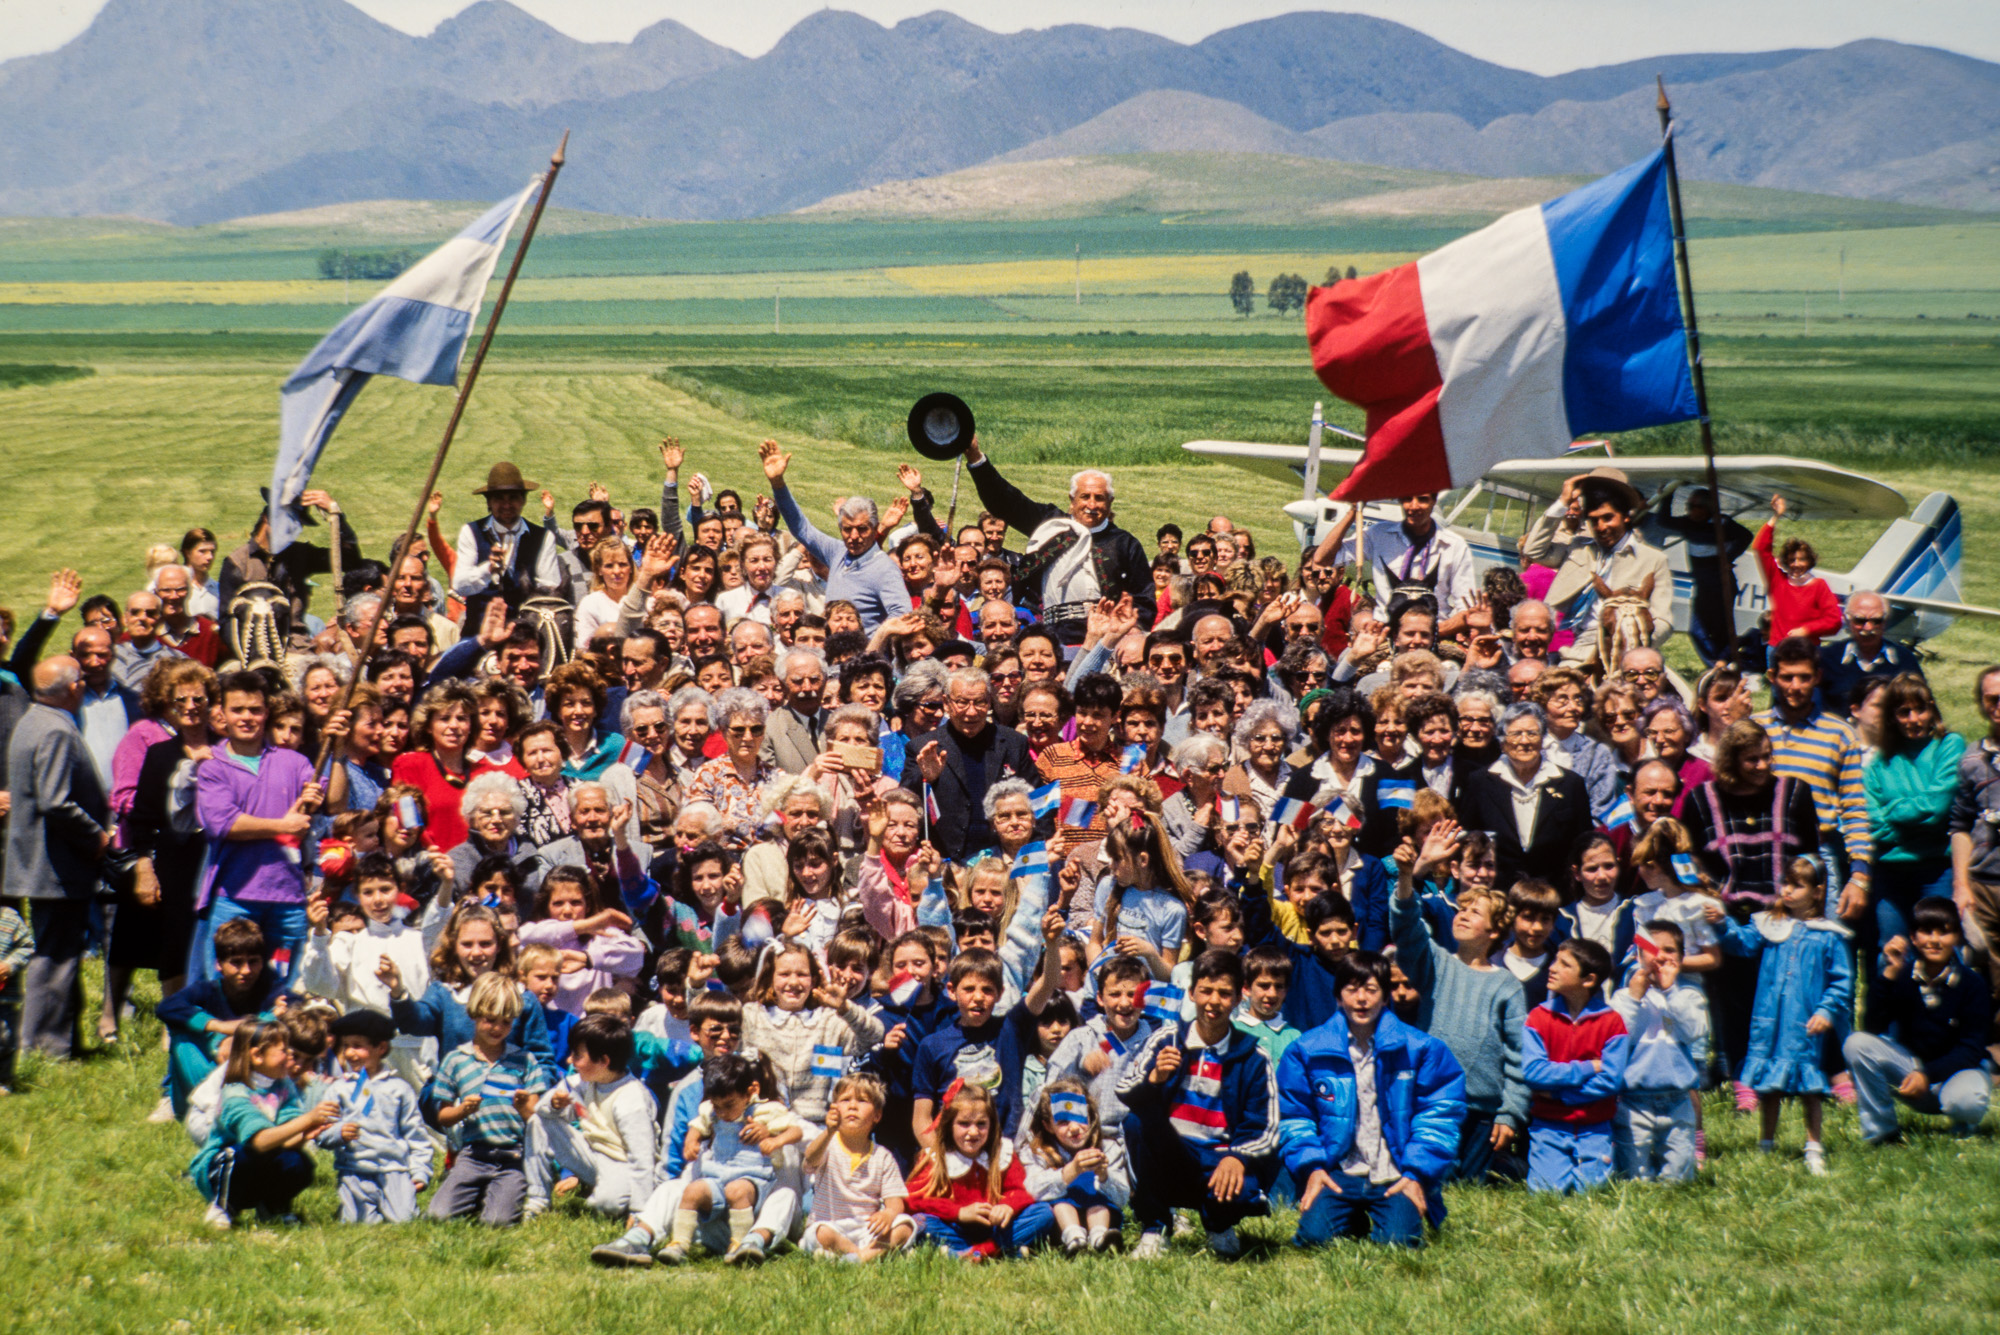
[316,1010,433,1223]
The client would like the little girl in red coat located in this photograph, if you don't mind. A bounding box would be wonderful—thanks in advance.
[907,1082,1055,1259]
[1753,494,1841,653]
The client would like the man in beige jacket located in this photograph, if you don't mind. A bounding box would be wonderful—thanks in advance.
[1520,466,1674,670]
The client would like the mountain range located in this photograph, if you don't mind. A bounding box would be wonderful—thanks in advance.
[0,0,1993,223]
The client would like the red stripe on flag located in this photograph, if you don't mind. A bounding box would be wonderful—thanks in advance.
[1305,267,1451,503]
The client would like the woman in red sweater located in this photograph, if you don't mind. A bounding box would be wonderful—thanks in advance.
[908,1083,1054,1259]
[1753,494,1842,655]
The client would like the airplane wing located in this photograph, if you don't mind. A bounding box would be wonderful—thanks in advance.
[1482,456,1908,521]
[1184,442,1906,521]
[1181,440,1365,490]
[1879,591,2000,621]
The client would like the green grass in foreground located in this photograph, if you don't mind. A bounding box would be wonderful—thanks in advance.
[3,977,1998,1335]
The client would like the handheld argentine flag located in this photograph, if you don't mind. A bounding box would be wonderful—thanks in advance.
[1308,150,1697,503]
[266,178,543,553]
[1049,1090,1092,1126]
[1030,781,1062,819]
[1140,981,1185,1023]
[1058,795,1098,829]
[1377,779,1417,811]
[1671,852,1702,886]
[810,1044,847,1079]
[1603,795,1637,830]
[739,904,776,950]
[1010,841,1052,880]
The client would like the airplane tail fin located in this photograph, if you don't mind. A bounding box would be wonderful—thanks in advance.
[1847,491,1963,641]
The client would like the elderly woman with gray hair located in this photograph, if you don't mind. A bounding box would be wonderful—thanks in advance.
[684,686,776,848]
[740,770,841,909]
[1164,732,1232,859]
[1225,698,1299,818]
[1457,700,1594,887]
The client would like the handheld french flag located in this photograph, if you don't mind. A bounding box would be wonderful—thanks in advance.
[1218,797,1247,826]
[267,178,543,552]
[810,1044,847,1079]
[924,785,942,826]
[887,971,924,1007]
[739,904,775,950]
[1269,795,1316,832]
[611,737,652,774]
[1308,150,1697,503]
[1010,841,1052,880]
[1058,795,1098,829]
[1634,925,1661,959]
[1118,744,1149,775]
[1377,779,1416,811]
[1167,1050,1229,1143]
[1140,981,1185,1023]
[1602,795,1637,830]
[1030,781,1062,819]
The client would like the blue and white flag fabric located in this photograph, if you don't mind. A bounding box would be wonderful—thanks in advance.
[1377,779,1416,811]
[1118,744,1149,775]
[268,177,542,552]
[1049,1091,1092,1126]
[1010,841,1052,880]
[1671,852,1702,886]
[1030,781,1062,819]
[1141,981,1184,1024]
[810,1044,847,1079]
[1603,795,1637,830]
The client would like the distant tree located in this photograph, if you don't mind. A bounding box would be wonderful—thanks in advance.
[1346,264,1359,280]
[1268,273,1308,315]
[317,248,417,282]
[1230,270,1256,318]
[1324,264,1343,286]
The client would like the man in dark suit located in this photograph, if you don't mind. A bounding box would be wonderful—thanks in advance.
[962,438,1154,643]
[5,656,111,1060]
[762,646,827,776]
[1817,590,1923,707]
[909,665,1037,863]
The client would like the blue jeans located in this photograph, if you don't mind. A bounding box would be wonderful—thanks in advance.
[921,1202,1055,1256]
[1292,1174,1426,1248]
[1526,1120,1614,1193]
[204,897,308,988]
[1122,1112,1273,1234]
[1449,1113,1524,1185]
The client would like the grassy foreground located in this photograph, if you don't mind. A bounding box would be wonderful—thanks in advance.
[3,977,1997,1335]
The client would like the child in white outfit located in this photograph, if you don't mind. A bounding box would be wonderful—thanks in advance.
[527,1014,659,1217]
[662,1052,807,1264]
[314,1010,433,1221]
[295,857,436,1086]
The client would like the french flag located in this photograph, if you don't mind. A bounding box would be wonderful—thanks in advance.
[1307,150,1697,502]
[611,737,652,774]
[1167,1051,1229,1143]
[1118,744,1149,776]
[1269,795,1315,832]
[1058,795,1098,829]
[887,971,924,1007]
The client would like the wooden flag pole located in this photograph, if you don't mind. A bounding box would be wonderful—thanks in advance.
[314,130,570,779]
[1655,79,1737,658]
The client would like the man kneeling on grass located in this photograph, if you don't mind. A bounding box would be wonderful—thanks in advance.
[1277,951,1466,1249]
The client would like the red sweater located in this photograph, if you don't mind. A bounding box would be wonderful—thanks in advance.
[907,1146,1033,1253]
[1526,1000,1629,1126]
[1753,523,1842,647]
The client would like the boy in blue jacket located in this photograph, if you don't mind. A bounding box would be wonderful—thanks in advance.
[1116,949,1282,1259]
[1279,951,1466,1248]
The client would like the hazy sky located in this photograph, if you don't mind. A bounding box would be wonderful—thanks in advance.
[2,0,1994,69]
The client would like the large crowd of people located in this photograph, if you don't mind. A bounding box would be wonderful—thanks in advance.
[0,439,1991,1263]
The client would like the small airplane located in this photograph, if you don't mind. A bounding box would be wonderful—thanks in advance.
[1184,407,2000,645]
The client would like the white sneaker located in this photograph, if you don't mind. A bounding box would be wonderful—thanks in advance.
[1131,1231,1169,1259]
[1061,1226,1088,1255]
[1803,1145,1828,1177]
[523,1198,549,1219]
[203,1204,233,1230]
[146,1096,178,1125]
[1206,1227,1242,1258]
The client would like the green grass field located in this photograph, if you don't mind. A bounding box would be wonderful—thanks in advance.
[3,974,1998,1335]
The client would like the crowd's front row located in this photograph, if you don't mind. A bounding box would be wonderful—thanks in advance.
[155,775,1990,1264]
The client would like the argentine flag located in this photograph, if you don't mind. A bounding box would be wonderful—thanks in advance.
[267,177,544,552]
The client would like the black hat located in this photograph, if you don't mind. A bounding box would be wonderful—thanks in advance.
[907,393,975,462]
[259,486,317,526]
[330,1009,397,1045]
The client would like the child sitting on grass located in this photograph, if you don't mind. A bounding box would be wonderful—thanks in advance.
[527,1013,659,1219]
[315,1009,432,1223]
[189,1019,340,1229]
[658,1052,806,1265]
[158,918,284,1116]
[802,1073,918,1262]
[1281,951,1466,1250]
[907,1081,1050,1261]
[1498,880,1563,1010]
[1116,949,1281,1259]
[1523,939,1629,1193]
[427,972,547,1227]
[1843,896,1994,1144]
[1715,854,1853,1176]
[1022,1077,1131,1254]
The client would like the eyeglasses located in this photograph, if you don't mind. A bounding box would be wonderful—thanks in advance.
[1849,616,1884,627]
[1606,709,1639,722]
[628,722,668,737]
[171,694,210,709]
[475,806,515,820]
[914,698,944,712]
[1627,667,1663,680]
[989,669,1023,683]
[1297,669,1328,683]
[1199,761,1229,775]
[726,723,766,738]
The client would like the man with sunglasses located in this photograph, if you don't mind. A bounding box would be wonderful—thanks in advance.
[1818,590,1922,707]
[110,591,186,691]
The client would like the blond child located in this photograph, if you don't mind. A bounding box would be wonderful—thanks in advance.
[803,1073,917,1261]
